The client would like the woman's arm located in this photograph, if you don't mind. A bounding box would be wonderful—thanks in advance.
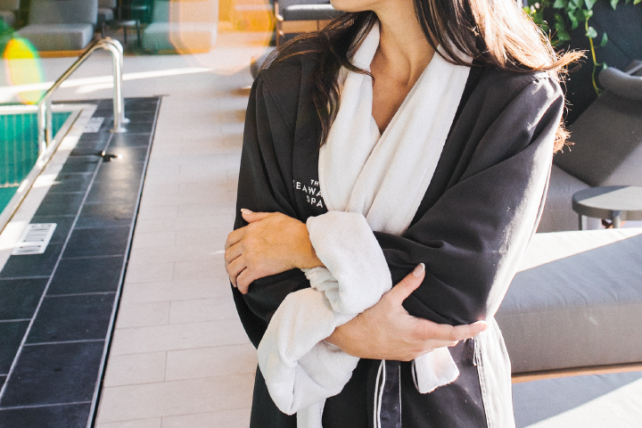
[225,210,322,292]
[232,74,563,340]
[325,264,488,361]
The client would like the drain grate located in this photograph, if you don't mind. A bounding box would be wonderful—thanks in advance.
[12,223,57,255]
[84,117,105,133]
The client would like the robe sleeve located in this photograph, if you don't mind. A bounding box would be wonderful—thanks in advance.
[232,73,311,348]
[378,76,564,325]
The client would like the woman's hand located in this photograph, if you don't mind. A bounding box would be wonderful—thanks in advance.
[225,209,323,294]
[326,264,488,361]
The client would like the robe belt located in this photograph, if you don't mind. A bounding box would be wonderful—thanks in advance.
[368,360,402,428]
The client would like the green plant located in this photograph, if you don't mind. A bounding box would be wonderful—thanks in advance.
[524,0,640,95]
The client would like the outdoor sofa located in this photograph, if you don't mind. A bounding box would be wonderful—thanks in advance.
[16,0,98,53]
[497,62,642,377]
[142,0,217,54]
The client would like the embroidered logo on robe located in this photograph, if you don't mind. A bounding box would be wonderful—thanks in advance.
[293,179,325,208]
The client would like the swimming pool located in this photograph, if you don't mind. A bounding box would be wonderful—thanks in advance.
[0,111,71,212]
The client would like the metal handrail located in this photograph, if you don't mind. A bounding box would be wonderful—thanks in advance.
[37,37,127,154]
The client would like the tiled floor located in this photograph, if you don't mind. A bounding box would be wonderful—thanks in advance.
[0,98,160,426]
[0,29,268,427]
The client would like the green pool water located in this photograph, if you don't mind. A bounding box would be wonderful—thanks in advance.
[0,112,71,213]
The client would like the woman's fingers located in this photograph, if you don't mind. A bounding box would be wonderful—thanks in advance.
[225,228,245,250]
[237,268,260,294]
[414,319,488,344]
[226,257,247,287]
[386,263,425,307]
[240,209,272,223]
[224,242,243,265]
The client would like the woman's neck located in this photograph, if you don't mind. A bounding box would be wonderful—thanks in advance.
[372,4,435,86]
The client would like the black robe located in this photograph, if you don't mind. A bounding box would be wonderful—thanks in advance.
[231,43,564,428]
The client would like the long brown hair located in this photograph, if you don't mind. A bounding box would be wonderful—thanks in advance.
[266,1,583,152]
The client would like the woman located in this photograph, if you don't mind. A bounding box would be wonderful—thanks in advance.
[225,0,580,424]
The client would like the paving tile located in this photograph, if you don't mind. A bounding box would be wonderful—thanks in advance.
[93,162,144,185]
[0,341,104,407]
[127,244,215,265]
[0,243,63,278]
[133,215,225,234]
[103,352,166,387]
[165,344,256,381]
[77,130,112,144]
[76,203,136,229]
[174,228,229,249]
[117,111,156,124]
[96,418,161,428]
[29,215,76,245]
[161,408,251,428]
[0,375,5,390]
[169,296,238,324]
[120,278,231,303]
[34,192,85,217]
[131,230,175,249]
[178,203,232,218]
[48,256,124,295]
[27,294,115,343]
[0,403,91,428]
[110,133,153,148]
[63,227,131,258]
[173,259,223,281]
[108,147,150,164]
[116,302,169,328]
[0,278,48,319]
[96,375,254,423]
[139,182,179,198]
[85,179,142,205]
[124,261,174,284]
[109,319,247,355]
[58,156,101,174]
[48,173,95,194]
[0,321,29,373]
[136,204,178,220]
[122,122,155,134]
[71,138,111,156]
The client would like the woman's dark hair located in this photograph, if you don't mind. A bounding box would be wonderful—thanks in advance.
[265,0,583,152]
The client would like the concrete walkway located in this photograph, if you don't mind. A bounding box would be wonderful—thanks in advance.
[4,31,270,427]
[94,34,264,428]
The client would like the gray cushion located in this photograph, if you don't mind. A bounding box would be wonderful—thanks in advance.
[142,22,216,52]
[29,0,98,25]
[0,10,14,26]
[599,64,642,101]
[282,4,343,21]
[537,164,591,233]
[554,61,642,188]
[17,24,94,50]
[496,228,642,373]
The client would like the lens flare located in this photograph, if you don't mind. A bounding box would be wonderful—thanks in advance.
[3,38,45,105]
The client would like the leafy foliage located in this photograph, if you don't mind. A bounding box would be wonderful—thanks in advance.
[523,0,634,94]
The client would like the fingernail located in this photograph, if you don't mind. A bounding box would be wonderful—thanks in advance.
[412,263,425,277]
[240,208,252,215]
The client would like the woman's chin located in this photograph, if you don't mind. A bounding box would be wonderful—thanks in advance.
[329,0,368,13]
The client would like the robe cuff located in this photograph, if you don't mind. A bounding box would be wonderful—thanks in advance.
[412,347,460,393]
[306,211,393,314]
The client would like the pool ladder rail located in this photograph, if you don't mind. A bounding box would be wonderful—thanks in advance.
[37,37,128,155]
